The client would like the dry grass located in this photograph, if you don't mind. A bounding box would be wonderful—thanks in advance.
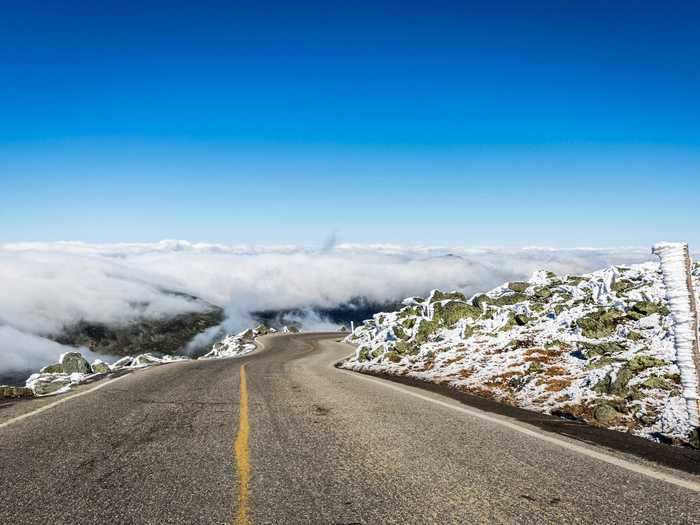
[458,367,475,379]
[543,378,573,392]
[485,371,523,388]
[459,385,496,400]
[523,347,562,365]
[440,356,464,367]
[542,366,569,377]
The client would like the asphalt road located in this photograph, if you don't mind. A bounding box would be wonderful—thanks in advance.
[2,333,700,524]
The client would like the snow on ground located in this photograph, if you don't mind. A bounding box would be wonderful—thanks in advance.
[200,325,276,359]
[13,324,286,397]
[342,261,700,446]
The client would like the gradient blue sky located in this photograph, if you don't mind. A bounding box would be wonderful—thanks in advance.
[1,0,698,246]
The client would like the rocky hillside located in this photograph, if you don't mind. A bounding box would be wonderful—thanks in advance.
[51,303,224,356]
[343,262,699,447]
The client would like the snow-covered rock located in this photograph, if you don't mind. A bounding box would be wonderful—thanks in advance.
[342,261,699,446]
[60,352,91,374]
[199,325,274,359]
[18,324,274,398]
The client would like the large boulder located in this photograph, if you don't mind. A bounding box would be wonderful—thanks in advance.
[254,324,270,335]
[60,352,91,374]
[576,308,627,339]
[429,290,467,303]
[507,282,530,293]
[91,360,111,374]
[593,366,633,396]
[30,376,72,396]
[239,329,255,341]
[431,301,481,328]
[132,354,161,367]
[111,356,134,369]
[40,363,64,374]
[593,403,621,424]
[628,355,668,372]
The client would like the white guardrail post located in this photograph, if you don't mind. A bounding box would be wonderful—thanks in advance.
[652,242,700,431]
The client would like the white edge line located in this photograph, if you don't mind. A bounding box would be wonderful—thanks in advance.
[332,352,700,493]
[0,373,131,430]
[0,337,276,431]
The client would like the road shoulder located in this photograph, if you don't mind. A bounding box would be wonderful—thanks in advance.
[327,339,700,479]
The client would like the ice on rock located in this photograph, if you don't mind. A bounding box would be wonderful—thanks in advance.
[344,257,697,446]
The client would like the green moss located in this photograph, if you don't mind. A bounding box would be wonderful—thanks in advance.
[40,363,64,374]
[612,279,635,295]
[628,355,668,372]
[402,318,417,329]
[491,293,529,306]
[414,318,440,344]
[585,356,619,369]
[576,308,627,338]
[638,376,674,390]
[544,340,567,349]
[554,290,573,302]
[566,275,586,285]
[499,312,518,332]
[480,307,498,320]
[508,281,530,293]
[430,290,467,303]
[530,302,545,312]
[665,373,681,384]
[627,330,643,341]
[527,362,544,374]
[553,304,567,315]
[593,366,633,396]
[533,286,553,300]
[399,305,423,318]
[393,326,407,340]
[358,348,371,361]
[471,294,490,309]
[627,301,670,320]
[514,314,533,326]
[432,301,481,328]
[462,324,477,338]
[394,340,419,355]
[593,403,621,424]
[579,341,626,357]
[0,386,34,399]
[386,351,402,363]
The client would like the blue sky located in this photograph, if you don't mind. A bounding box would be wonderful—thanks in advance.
[1,0,698,246]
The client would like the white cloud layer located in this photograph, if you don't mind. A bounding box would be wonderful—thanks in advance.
[0,240,655,374]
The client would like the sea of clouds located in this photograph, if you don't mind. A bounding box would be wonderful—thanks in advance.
[0,240,655,374]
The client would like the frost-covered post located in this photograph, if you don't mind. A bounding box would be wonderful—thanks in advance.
[652,242,700,427]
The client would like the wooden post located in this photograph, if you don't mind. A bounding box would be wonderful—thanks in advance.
[682,246,700,423]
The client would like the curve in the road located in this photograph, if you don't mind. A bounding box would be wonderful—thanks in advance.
[1,332,700,524]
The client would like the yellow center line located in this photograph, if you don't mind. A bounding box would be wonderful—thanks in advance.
[233,364,251,525]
